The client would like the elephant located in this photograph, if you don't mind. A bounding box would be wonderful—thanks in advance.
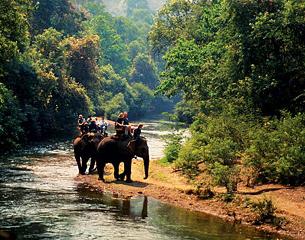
[73,133,104,175]
[96,136,149,182]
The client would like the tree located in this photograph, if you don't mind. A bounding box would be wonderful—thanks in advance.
[84,13,130,74]
[130,53,158,89]
[30,0,86,36]
[0,0,31,76]
[126,0,150,17]
[114,17,140,43]
[129,83,154,118]
[0,83,24,151]
[148,0,198,55]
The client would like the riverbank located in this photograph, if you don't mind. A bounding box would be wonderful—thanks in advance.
[76,160,305,240]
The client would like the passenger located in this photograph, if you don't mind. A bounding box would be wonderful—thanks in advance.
[78,114,88,134]
[133,124,144,140]
[89,118,98,133]
[78,114,85,126]
[87,115,92,125]
[115,112,131,137]
[123,112,132,136]
[116,112,125,126]
[100,116,109,136]
[123,111,129,125]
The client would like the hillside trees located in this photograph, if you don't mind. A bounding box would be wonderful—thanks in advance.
[0,0,31,148]
[0,0,169,151]
[150,0,305,189]
[0,0,31,76]
[82,1,172,118]
[30,0,86,36]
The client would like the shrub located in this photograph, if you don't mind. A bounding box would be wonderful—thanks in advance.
[162,133,183,163]
[175,110,253,191]
[250,198,277,224]
[245,113,305,185]
[210,162,240,193]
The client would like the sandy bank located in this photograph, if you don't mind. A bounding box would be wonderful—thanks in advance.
[75,160,305,240]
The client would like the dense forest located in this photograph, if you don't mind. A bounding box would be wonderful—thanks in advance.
[0,0,171,150]
[1,0,305,191]
[153,0,305,190]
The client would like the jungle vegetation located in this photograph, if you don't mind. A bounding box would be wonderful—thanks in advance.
[2,0,305,191]
[151,0,305,191]
[0,0,171,151]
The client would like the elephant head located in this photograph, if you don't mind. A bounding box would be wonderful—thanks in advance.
[82,133,103,152]
[127,138,150,179]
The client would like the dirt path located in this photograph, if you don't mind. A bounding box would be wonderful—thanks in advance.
[76,159,305,240]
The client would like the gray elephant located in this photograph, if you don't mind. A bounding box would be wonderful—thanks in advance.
[73,133,104,174]
[96,136,149,182]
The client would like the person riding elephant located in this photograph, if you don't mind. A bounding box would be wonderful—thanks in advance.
[73,133,104,175]
[96,136,149,182]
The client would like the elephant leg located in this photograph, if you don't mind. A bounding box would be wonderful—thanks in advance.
[88,157,96,174]
[75,154,82,174]
[97,160,106,182]
[124,160,132,183]
[81,157,89,174]
[113,162,120,180]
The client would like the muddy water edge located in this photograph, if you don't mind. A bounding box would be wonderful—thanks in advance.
[0,121,283,239]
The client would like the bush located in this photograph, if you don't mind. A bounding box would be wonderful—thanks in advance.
[211,162,240,193]
[175,110,253,190]
[174,133,205,178]
[250,198,279,225]
[162,133,183,163]
[245,113,305,185]
[176,110,305,190]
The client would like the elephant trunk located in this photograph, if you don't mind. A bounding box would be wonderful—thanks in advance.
[143,151,149,179]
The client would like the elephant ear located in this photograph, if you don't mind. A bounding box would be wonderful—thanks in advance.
[127,140,136,154]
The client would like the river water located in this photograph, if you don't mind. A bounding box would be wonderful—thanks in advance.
[0,121,280,239]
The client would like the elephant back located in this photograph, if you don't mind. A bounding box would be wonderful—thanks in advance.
[97,136,133,158]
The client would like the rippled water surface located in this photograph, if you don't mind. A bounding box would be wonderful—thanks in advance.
[0,121,280,239]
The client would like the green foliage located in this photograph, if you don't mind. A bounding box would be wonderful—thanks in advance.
[130,53,158,89]
[173,110,305,189]
[162,133,183,163]
[245,113,305,185]
[150,0,305,189]
[175,110,252,190]
[150,0,305,114]
[0,0,164,149]
[250,198,277,224]
[0,0,31,76]
[83,7,130,75]
[128,39,146,60]
[31,0,85,36]
[148,0,197,55]
[0,84,24,151]
[174,99,197,124]
[114,17,140,43]
[211,162,239,194]
[129,83,154,118]
[104,93,128,120]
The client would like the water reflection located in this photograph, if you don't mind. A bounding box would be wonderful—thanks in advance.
[74,183,278,240]
[76,183,148,220]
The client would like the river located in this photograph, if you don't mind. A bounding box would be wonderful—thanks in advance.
[0,121,280,239]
